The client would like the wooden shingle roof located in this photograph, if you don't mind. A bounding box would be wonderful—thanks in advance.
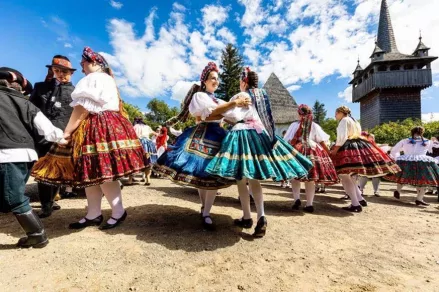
[263,73,299,124]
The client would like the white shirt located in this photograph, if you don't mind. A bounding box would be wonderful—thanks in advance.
[283,121,330,150]
[335,117,362,146]
[189,92,225,123]
[221,92,265,132]
[134,124,153,139]
[0,112,64,163]
[390,138,434,161]
[70,72,119,113]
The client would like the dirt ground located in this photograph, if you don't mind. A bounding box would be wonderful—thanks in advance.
[1,176,438,292]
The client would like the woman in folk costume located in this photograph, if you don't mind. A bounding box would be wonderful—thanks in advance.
[205,68,313,237]
[155,126,168,158]
[284,104,339,213]
[385,126,439,206]
[128,117,158,186]
[153,62,251,230]
[330,106,400,212]
[32,47,148,229]
[357,131,384,197]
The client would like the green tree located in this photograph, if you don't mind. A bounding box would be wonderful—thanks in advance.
[320,118,338,142]
[312,100,327,125]
[144,98,196,131]
[123,102,143,123]
[217,43,244,101]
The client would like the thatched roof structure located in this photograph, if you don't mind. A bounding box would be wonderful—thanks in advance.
[263,73,299,124]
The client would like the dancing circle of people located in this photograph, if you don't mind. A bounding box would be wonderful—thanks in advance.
[1,47,439,249]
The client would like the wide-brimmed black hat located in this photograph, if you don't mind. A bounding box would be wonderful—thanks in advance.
[0,67,33,95]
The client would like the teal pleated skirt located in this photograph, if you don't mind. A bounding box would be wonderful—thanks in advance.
[205,129,313,181]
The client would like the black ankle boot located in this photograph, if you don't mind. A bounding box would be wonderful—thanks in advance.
[393,191,400,199]
[253,216,267,238]
[359,200,368,207]
[303,205,315,213]
[38,202,54,218]
[415,200,429,206]
[15,210,49,248]
[234,217,253,229]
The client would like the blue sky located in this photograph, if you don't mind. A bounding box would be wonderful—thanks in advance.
[1,0,438,121]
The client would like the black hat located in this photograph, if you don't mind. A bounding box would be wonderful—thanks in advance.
[0,67,33,95]
[46,55,76,71]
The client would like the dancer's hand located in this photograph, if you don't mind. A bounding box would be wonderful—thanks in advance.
[234,95,252,107]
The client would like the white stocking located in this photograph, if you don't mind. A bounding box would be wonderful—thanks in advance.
[198,189,206,207]
[340,174,360,206]
[358,176,368,192]
[202,190,217,224]
[80,185,103,223]
[397,183,403,193]
[416,187,426,201]
[304,181,316,206]
[372,177,381,194]
[291,180,301,201]
[101,181,125,224]
[249,180,265,220]
[237,179,252,220]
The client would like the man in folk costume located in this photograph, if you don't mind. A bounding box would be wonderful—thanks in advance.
[284,104,339,213]
[30,55,77,218]
[0,68,64,248]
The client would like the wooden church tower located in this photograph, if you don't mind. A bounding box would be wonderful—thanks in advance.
[350,0,437,130]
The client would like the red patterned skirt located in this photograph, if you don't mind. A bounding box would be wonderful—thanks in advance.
[32,111,149,188]
[293,143,339,184]
[332,138,400,177]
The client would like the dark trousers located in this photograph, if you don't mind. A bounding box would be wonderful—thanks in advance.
[38,183,57,206]
[0,162,33,214]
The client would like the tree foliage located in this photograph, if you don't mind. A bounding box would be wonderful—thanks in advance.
[312,100,327,125]
[123,102,143,123]
[144,98,195,131]
[217,43,244,101]
[320,118,338,142]
[371,118,439,145]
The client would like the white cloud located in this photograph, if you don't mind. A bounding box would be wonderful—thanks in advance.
[201,5,229,34]
[41,16,82,47]
[422,113,439,122]
[338,86,353,103]
[109,0,123,9]
[172,3,186,12]
[287,85,301,92]
[171,80,199,101]
[217,27,236,44]
[434,81,439,87]
[104,4,227,99]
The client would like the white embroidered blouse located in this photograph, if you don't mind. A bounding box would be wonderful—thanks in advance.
[133,124,153,139]
[189,92,225,123]
[221,92,265,132]
[70,72,119,113]
[283,121,330,150]
[390,138,434,161]
[335,117,362,146]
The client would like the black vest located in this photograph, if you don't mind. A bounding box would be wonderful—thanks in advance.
[0,86,40,151]
[30,79,75,130]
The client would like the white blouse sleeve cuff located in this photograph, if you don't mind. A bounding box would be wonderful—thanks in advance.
[33,112,64,142]
[70,98,103,113]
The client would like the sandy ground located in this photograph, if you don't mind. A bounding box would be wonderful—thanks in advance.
[1,176,439,292]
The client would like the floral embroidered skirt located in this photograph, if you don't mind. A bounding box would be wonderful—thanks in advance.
[152,122,233,190]
[332,138,401,177]
[384,155,439,187]
[140,137,157,164]
[292,143,339,184]
[205,129,313,181]
[31,111,149,188]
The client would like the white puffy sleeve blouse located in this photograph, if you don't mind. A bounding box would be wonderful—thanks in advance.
[189,92,225,122]
[336,117,362,146]
[283,121,330,149]
[70,72,120,113]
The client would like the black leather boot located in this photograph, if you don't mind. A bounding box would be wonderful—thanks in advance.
[14,210,49,248]
[38,184,60,218]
